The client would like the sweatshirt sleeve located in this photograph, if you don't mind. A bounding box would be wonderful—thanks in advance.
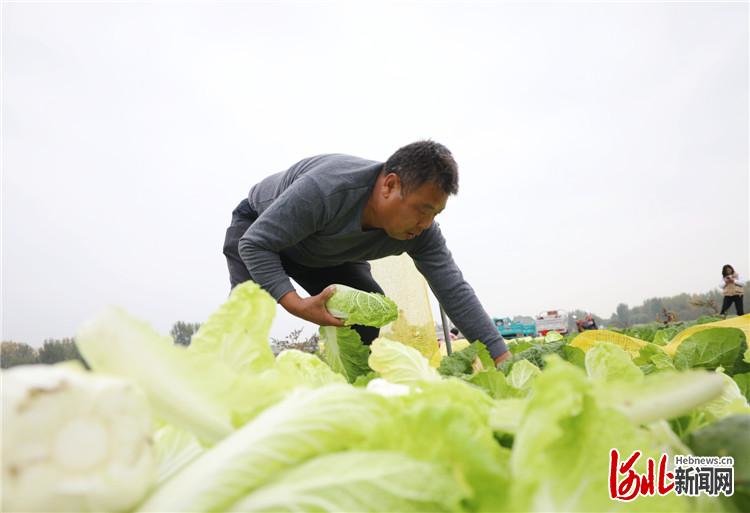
[238,177,327,301]
[408,225,509,359]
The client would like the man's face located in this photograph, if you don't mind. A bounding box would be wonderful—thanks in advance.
[380,176,448,240]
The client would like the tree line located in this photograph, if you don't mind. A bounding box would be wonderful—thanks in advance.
[0,289,735,369]
[515,290,727,332]
[605,289,725,328]
[1,321,203,370]
[1,338,87,369]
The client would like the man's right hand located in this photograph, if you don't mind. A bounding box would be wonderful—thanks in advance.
[494,350,512,367]
[279,286,345,327]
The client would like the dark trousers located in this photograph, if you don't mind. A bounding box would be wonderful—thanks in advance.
[222,199,382,344]
[720,295,745,316]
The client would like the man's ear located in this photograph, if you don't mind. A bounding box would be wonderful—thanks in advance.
[382,173,401,199]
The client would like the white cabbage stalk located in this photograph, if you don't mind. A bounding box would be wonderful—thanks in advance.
[607,370,725,424]
[366,378,412,397]
[2,364,156,512]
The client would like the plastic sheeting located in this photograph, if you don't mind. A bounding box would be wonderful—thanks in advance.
[370,254,442,367]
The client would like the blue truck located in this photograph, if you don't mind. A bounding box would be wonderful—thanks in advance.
[493,317,538,339]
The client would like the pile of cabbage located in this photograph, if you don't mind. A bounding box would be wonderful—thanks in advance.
[2,282,749,512]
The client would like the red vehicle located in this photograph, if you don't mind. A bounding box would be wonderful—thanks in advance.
[575,313,598,333]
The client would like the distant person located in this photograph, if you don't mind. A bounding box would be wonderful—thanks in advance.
[222,141,511,365]
[575,313,597,333]
[719,264,744,316]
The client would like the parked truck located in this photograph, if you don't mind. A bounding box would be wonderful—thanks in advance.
[535,310,569,336]
[493,317,538,339]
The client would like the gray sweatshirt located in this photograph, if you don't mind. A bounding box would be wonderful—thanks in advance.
[238,153,508,358]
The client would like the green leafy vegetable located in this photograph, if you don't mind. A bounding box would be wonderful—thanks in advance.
[489,399,526,436]
[77,285,346,444]
[138,386,391,512]
[188,281,276,374]
[498,340,566,374]
[603,370,726,425]
[633,343,675,375]
[585,342,644,383]
[274,349,347,387]
[673,328,745,374]
[467,370,516,399]
[438,341,493,377]
[368,337,440,385]
[506,360,541,393]
[228,451,465,512]
[562,345,586,369]
[697,369,750,423]
[507,340,533,353]
[19,275,748,513]
[153,424,203,487]
[734,373,750,402]
[688,415,750,512]
[509,357,690,512]
[76,306,240,444]
[652,326,680,346]
[325,284,398,327]
[353,371,379,387]
[318,326,371,383]
[366,377,411,397]
[367,379,511,512]
[696,315,724,325]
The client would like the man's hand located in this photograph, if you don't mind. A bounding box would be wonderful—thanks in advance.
[494,350,512,367]
[279,286,345,328]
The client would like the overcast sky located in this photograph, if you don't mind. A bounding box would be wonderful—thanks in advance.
[2,1,748,347]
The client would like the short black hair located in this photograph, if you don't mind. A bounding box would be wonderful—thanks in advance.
[384,140,459,195]
[722,264,735,277]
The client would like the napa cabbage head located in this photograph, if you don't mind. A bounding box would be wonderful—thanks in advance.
[2,364,156,512]
[325,284,398,327]
[368,337,440,385]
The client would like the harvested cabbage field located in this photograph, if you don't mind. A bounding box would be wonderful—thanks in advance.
[3,282,749,512]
